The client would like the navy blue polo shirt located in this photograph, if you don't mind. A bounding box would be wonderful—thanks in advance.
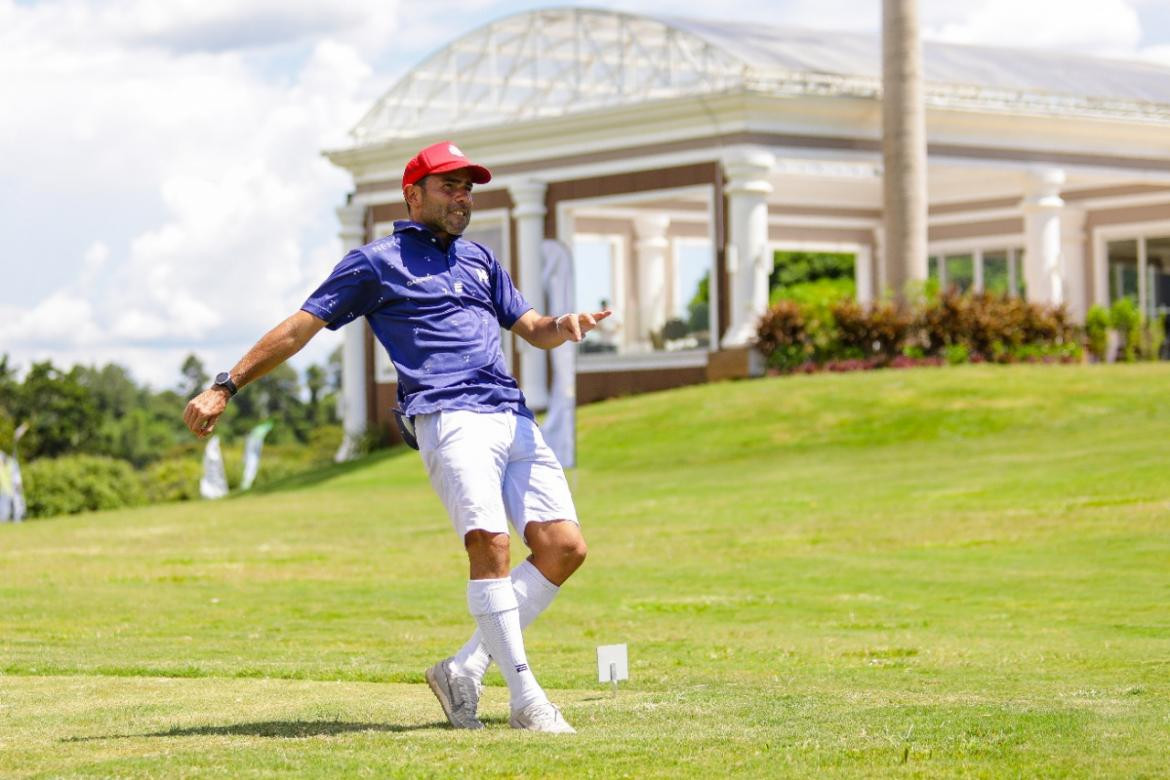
[301,220,534,419]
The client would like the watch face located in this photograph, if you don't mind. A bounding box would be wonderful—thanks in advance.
[215,372,231,385]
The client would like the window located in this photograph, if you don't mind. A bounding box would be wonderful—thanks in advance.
[1146,236,1170,319]
[944,254,974,294]
[573,235,623,354]
[929,247,1023,297]
[673,240,714,349]
[1108,239,1139,304]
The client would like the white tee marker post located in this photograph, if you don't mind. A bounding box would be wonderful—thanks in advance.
[597,644,628,697]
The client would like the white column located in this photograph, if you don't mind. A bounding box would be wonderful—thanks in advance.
[872,226,887,301]
[633,213,670,350]
[973,249,984,293]
[1022,168,1066,306]
[1061,208,1087,321]
[721,148,774,347]
[336,202,367,462]
[509,180,549,410]
[855,244,875,305]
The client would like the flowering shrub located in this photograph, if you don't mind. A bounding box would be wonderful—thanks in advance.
[755,300,809,371]
[756,292,1085,374]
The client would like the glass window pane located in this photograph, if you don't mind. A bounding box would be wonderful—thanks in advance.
[674,241,712,348]
[983,251,1009,296]
[574,237,620,354]
[1108,239,1139,303]
[1147,236,1170,318]
[945,254,974,294]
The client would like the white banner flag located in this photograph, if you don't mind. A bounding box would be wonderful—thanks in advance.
[0,452,12,522]
[240,420,274,491]
[541,239,577,469]
[10,453,25,522]
[200,435,229,500]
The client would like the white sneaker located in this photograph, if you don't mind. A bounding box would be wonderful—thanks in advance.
[426,658,484,730]
[509,701,576,734]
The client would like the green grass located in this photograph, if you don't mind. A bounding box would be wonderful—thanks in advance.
[2,363,1169,777]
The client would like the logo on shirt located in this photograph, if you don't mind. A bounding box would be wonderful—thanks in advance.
[474,268,489,285]
[453,281,464,295]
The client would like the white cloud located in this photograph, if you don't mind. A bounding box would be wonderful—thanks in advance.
[0,1,382,387]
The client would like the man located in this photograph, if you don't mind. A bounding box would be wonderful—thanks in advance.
[183,140,610,734]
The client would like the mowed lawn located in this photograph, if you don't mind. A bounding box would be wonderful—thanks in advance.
[2,364,1169,778]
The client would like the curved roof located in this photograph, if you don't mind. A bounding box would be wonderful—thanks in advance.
[350,7,1170,145]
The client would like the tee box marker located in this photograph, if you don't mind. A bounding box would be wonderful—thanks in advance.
[597,643,628,693]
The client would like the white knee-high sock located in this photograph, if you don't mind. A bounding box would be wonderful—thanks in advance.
[466,577,548,711]
[453,560,559,680]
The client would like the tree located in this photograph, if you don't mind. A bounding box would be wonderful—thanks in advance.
[14,362,101,459]
[179,353,209,399]
[882,0,928,301]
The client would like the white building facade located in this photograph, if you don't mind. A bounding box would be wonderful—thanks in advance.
[324,8,1170,441]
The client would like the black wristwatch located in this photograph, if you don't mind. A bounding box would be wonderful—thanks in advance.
[213,371,238,397]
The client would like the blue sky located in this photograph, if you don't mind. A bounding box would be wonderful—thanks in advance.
[2,0,1169,389]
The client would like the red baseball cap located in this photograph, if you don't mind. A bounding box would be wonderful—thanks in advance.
[402,141,492,188]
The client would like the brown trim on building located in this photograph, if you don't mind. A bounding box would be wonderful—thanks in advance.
[1064,183,1170,202]
[372,381,402,445]
[930,197,1018,215]
[369,201,408,224]
[667,221,711,239]
[576,365,708,405]
[363,323,377,430]
[928,217,1024,242]
[919,185,1170,220]
[368,188,513,226]
[1084,201,1170,229]
[928,143,1170,173]
[361,205,378,429]
[544,162,719,235]
[772,205,882,220]
[715,162,728,343]
[769,226,877,245]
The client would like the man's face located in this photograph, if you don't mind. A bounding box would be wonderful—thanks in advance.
[408,170,474,237]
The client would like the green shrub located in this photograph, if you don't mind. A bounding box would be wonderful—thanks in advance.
[1143,314,1166,361]
[770,277,855,308]
[1110,298,1141,362]
[141,457,203,503]
[23,455,145,519]
[1084,305,1111,362]
[943,343,970,365]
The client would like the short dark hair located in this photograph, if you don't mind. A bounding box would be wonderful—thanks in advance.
[403,175,429,209]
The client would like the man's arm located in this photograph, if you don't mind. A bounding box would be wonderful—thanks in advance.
[182,310,327,437]
[511,308,612,350]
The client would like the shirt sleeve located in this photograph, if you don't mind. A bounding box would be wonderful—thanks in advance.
[300,249,382,330]
[490,257,533,328]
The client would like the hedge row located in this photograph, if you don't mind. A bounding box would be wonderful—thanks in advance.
[756,292,1083,372]
[20,425,344,519]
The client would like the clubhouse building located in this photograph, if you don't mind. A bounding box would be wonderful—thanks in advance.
[325,7,1170,444]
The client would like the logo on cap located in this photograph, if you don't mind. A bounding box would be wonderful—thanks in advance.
[448,144,465,158]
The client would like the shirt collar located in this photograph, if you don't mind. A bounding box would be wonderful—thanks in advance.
[394,220,461,246]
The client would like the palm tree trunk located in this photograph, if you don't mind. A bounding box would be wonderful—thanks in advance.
[882,0,928,302]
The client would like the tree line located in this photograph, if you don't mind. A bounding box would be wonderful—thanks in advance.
[0,351,342,467]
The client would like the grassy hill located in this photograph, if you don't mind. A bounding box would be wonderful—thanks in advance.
[3,364,1169,777]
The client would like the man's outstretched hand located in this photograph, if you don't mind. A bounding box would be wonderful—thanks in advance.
[556,309,612,343]
[183,387,230,438]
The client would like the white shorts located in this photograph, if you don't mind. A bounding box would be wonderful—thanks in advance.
[415,409,579,541]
